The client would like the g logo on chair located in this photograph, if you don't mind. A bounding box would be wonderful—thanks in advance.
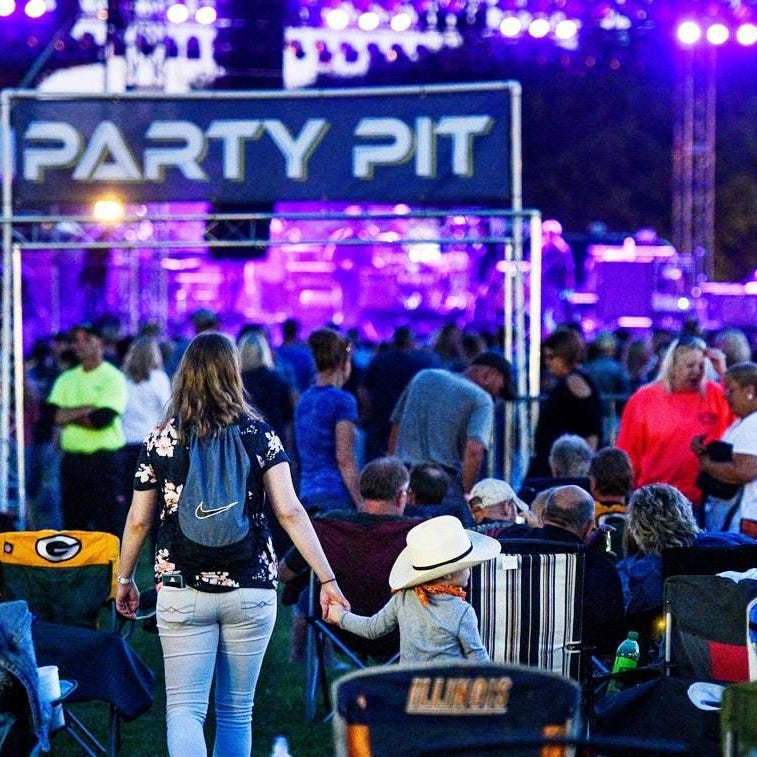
[35,534,83,563]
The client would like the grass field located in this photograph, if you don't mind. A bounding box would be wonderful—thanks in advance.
[51,569,335,755]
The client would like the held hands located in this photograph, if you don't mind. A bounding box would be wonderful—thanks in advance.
[319,580,350,623]
[326,602,346,625]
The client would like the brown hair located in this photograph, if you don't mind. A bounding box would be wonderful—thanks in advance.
[308,328,350,373]
[589,448,634,498]
[122,336,162,383]
[164,332,260,441]
[543,327,585,368]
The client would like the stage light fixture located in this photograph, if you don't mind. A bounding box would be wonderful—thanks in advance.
[676,20,702,45]
[93,198,125,224]
[554,18,578,41]
[358,11,380,31]
[736,22,757,46]
[706,22,729,45]
[528,17,551,39]
[0,0,14,16]
[390,11,412,32]
[325,7,349,31]
[499,14,521,38]
[166,2,189,24]
[24,0,45,19]
[195,5,216,25]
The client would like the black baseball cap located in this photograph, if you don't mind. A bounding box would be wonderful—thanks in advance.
[69,322,103,339]
[471,351,515,399]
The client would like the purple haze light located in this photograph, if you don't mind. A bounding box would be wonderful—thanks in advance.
[736,22,757,46]
[24,0,45,18]
[528,17,551,39]
[676,20,702,45]
[325,7,349,30]
[358,11,380,31]
[195,5,217,25]
[499,15,522,38]
[554,18,578,41]
[390,11,412,32]
[706,22,729,45]
[166,2,190,24]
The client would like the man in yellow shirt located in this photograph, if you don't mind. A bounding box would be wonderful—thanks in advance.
[48,323,127,535]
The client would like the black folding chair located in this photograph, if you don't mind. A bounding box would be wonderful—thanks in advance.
[332,661,583,757]
[301,515,419,721]
[662,545,757,581]
[664,574,757,683]
[305,571,400,722]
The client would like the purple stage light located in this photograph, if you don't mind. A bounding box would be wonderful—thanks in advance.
[676,20,702,45]
[499,14,522,38]
[0,0,14,16]
[528,17,550,39]
[706,22,729,46]
[24,0,45,19]
[166,2,189,24]
[358,11,380,31]
[195,5,217,25]
[554,18,578,41]
[390,11,412,32]
[736,22,757,46]
[325,7,349,31]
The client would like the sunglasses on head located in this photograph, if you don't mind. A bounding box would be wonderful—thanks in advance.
[676,335,706,351]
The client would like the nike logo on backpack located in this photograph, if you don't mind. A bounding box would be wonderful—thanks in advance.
[195,501,239,519]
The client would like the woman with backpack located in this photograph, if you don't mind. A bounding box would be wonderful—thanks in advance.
[115,332,348,756]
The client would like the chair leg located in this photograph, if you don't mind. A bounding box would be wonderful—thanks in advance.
[317,636,332,717]
[107,705,120,757]
[305,623,318,721]
[61,707,107,756]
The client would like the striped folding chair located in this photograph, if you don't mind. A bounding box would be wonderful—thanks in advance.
[469,539,585,681]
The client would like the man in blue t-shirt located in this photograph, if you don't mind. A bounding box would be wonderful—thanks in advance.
[389,352,513,507]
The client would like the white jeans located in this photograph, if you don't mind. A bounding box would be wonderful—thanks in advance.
[157,586,277,757]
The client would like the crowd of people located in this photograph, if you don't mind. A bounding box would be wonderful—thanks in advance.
[12,309,757,755]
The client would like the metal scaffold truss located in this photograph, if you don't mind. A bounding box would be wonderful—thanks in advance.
[672,43,717,283]
[1,207,543,522]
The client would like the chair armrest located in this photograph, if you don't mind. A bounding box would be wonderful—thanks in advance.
[51,679,78,708]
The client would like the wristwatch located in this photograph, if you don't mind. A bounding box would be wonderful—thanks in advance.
[117,575,134,585]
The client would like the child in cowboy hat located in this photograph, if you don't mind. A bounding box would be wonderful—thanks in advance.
[326,515,500,663]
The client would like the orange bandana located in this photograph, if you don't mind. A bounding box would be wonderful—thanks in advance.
[413,584,467,607]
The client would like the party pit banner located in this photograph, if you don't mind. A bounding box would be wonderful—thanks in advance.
[9,83,517,206]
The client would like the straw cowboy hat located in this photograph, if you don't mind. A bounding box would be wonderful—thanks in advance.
[389,515,501,591]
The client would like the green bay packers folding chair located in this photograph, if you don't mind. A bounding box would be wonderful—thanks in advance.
[0,530,154,756]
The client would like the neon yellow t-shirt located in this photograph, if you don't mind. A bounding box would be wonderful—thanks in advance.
[48,361,127,453]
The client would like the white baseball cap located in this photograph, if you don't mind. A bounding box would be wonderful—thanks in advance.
[469,478,528,512]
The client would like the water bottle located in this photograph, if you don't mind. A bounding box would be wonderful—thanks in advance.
[607,630,640,693]
[270,735,291,757]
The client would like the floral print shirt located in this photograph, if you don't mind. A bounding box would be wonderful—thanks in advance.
[134,415,289,592]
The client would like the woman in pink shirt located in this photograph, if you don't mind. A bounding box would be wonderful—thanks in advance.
[616,335,732,521]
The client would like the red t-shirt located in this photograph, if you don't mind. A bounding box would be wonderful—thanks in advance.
[616,381,733,506]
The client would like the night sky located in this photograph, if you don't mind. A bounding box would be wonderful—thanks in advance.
[2,1,757,280]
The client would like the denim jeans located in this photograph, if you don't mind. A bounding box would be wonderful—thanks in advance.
[157,586,277,757]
